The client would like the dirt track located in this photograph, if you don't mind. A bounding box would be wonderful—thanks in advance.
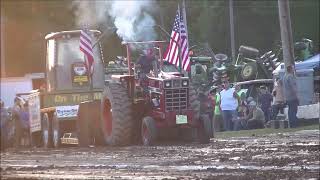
[1,130,319,179]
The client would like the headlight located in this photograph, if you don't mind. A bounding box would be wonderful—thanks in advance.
[182,80,188,87]
[164,81,171,88]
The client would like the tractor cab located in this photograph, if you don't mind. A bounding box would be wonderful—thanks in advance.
[45,30,105,93]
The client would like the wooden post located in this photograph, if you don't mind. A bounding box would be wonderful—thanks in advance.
[278,0,295,74]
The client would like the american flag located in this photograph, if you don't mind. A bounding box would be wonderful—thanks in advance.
[163,7,190,71]
[79,29,94,75]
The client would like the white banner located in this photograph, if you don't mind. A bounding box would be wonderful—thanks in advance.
[28,93,41,132]
[56,105,79,118]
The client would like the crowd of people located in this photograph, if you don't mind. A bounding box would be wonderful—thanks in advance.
[210,65,299,131]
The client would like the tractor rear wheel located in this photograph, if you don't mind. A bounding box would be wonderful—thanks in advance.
[101,83,133,146]
[199,114,212,143]
[189,87,211,143]
[189,86,200,120]
[141,116,157,146]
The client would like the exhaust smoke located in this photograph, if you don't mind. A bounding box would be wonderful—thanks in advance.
[72,0,158,43]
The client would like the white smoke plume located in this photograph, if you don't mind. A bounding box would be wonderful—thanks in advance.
[72,0,158,42]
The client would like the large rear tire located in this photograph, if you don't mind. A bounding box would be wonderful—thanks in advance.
[189,86,201,121]
[101,83,133,146]
[141,116,157,146]
[201,114,212,142]
[189,87,211,143]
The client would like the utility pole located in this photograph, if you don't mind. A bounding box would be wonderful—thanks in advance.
[278,0,295,74]
[181,0,188,36]
[229,0,236,63]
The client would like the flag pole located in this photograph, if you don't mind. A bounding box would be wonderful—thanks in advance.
[178,4,183,73]
[84,55,94,101]
[181,0,188,37]
[181,0,188,74]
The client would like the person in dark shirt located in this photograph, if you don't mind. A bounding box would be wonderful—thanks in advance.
[258,86,273,123]
[137,49,155,75]
[136,49,156,91]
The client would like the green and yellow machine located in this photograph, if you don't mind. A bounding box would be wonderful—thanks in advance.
[25,30,105,148]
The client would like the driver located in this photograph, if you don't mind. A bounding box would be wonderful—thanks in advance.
[136,49,156,90]
[136,48,156,79]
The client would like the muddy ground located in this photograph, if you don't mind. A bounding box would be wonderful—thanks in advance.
[1,130,319,180]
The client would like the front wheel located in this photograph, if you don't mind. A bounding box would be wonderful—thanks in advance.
[41,113,52,148]
[52,112,60,148]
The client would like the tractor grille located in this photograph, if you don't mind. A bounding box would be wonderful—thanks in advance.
[165,89,188,111]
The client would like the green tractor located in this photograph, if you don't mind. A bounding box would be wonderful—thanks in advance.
[22,30,105,148]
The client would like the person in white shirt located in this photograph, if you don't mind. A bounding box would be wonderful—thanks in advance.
[219,81,239,131]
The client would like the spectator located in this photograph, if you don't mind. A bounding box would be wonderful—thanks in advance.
[219,81,239,131]
[19,102,30,146]
[258,86,273,123]
[283,65,299,128]
[13,97,30,147]
[272,78,285,120]
[247,101,265,129]
[1,100,8,132]
[233,100,249,131]
[212,85,223,132]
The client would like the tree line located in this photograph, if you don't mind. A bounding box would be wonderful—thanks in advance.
[1,0,319,77]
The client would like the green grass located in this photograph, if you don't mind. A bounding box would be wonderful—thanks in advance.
[215,124,320,138]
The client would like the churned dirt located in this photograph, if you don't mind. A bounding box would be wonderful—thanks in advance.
[1,130,319,180]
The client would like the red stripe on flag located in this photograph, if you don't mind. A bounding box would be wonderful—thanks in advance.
[163,7,190,72]
[79,30,94,75]
[164,31,177,62]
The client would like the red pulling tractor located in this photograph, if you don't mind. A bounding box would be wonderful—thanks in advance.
[100,40,211,145]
